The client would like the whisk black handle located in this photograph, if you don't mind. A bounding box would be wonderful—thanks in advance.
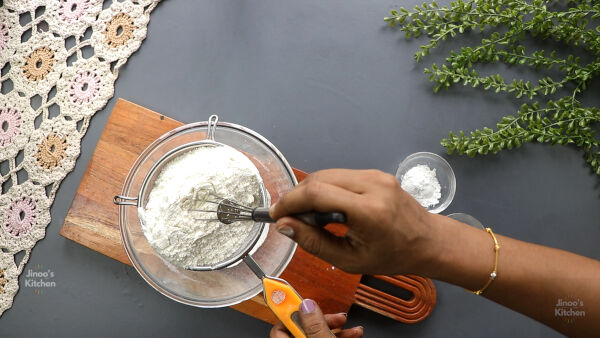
[294,212,347,227]
[252,208,347,227]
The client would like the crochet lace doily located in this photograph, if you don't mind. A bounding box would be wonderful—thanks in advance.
[0,0,161,316]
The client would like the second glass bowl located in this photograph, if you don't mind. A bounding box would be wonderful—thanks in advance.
[396,152,456,214]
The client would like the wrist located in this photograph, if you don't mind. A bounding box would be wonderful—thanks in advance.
[409,213,447,278]
[415,214,497,290]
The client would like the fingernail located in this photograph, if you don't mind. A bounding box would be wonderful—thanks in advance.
[276,225,294,238]
[338,312,347,317]
[300,299,315,314]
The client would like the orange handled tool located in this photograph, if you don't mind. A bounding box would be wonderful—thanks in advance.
[263,277,306,338]
[243,255,308,337]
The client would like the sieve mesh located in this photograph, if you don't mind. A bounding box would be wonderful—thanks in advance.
[137,141,270,271]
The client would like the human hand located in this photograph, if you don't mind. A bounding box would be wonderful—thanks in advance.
[269,299,363,338]
[270,169,439,276]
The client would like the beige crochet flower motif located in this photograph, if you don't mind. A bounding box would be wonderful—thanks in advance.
[104,13,135,48]
[22,46,56,82]
[35,133,68,170]
[0,269,6,294]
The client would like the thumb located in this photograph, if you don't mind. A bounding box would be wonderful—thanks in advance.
[298,299,333,338]
[275,217,351,265]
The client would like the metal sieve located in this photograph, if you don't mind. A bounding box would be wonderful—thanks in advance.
[114,115,270,271]
[114,115,312,337]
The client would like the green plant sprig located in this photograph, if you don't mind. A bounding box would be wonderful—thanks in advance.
[385,0,600,175]
[424,64,568,98]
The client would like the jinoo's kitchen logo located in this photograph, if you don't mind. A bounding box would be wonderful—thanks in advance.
[555,297,585,324]
[23,264,56,295]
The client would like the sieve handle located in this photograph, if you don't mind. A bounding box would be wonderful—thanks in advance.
[113,195,138,206]
[252,208,346,227]
[206,115,218,141]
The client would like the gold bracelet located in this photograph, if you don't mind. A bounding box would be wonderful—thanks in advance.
[468,227,500,296]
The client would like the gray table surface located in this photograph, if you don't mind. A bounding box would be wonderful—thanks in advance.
[2,0,599,337]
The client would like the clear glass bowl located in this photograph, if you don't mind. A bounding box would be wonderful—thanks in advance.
[396,152,456,214]
[116,119,298,308]
[448,213,484,229]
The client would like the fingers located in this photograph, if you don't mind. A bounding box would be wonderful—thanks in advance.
[337,327,364,338]
[324,314,363,338]
[297,169,377,193]
[323,313,347,329]
[276,217,354,265]
[271,182,364,220]
[269,320,291,338]
[271,311,362,338]
[299,299,334,338]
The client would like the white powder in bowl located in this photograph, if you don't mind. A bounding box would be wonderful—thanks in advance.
[400,164,441,208]
[141,144,266,268]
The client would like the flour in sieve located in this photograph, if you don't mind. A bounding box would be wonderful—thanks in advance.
[141,145,266,268]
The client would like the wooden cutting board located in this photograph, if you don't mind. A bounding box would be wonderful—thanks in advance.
[60,98,435,324]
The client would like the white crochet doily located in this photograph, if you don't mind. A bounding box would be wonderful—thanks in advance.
[0,0,161,316]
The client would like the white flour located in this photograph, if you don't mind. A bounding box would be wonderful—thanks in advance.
[141,144,265,268]
[401,164,441,208]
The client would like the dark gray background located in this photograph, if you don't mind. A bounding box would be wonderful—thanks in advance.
[2,0,599,337]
